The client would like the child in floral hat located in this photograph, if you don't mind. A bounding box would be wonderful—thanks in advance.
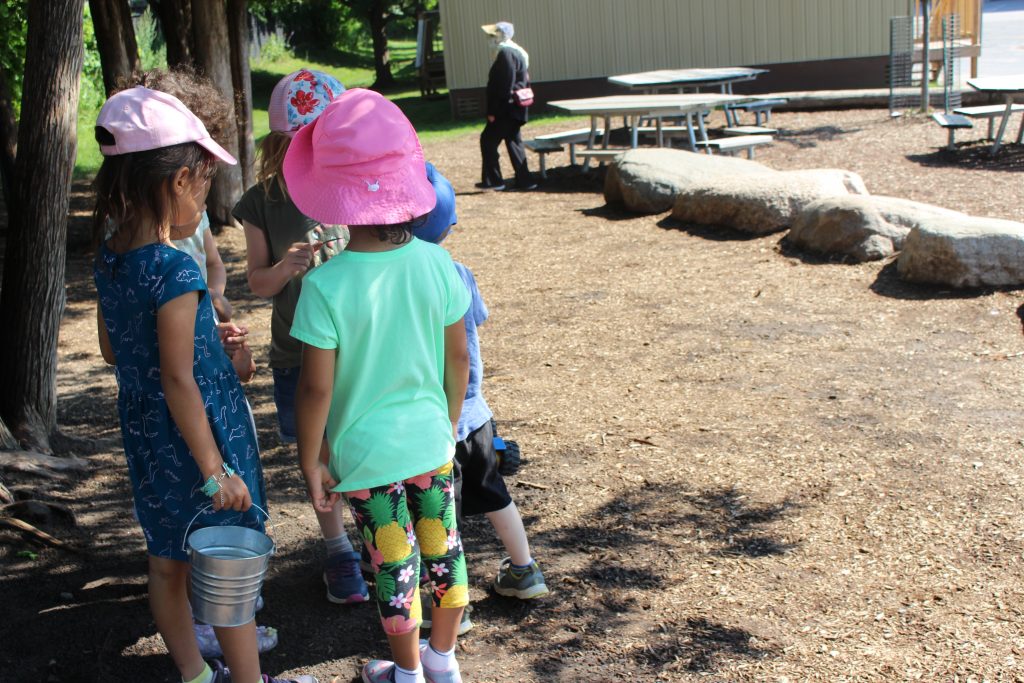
[285,88,471,683]
[232,69,369,606]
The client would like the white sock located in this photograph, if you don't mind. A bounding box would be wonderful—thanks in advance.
[394,663,425,683]
[182,663,213,683]
[324,533,354,556]
[422,641,457,672]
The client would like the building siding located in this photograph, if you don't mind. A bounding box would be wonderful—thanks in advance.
[440,0,913,91]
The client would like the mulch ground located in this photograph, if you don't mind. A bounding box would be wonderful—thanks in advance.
[2,107,1024,682]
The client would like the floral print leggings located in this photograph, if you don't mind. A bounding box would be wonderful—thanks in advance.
[345,460,468,635]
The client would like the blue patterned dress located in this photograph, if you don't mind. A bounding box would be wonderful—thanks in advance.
[94,243,266,561]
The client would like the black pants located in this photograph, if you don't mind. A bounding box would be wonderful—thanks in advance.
[480,116,531,187]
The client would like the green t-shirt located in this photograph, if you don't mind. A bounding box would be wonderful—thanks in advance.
[232,182,319,369]
[290,238,471,492]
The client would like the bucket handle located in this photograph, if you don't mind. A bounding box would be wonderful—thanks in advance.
[181,502,273,553]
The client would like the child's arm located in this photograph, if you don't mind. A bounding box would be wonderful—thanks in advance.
[158,291,251,512]
[96,304,115,365]
[443,319,470,439]
[242,220,315,298]
[202,229,233,321]
[296,344,340,512]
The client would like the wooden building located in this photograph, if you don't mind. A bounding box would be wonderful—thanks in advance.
[437,0,982,117]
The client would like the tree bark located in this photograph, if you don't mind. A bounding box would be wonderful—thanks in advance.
[0,66,18,214]
[227,0,255,190]
[191,0,242,228]
[367,1,395,89]
[152,0,193,68]
[0,0,85,452]
[87,0,140,95]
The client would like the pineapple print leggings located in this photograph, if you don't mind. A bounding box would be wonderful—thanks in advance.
[345,460,468,635]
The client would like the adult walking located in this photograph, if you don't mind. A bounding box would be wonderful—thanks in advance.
[478,21,537,191]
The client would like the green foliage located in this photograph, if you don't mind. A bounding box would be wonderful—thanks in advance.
[80,4,106,113]
[135,7,166,71]
[254,32,293,65]
[0,0,27,116]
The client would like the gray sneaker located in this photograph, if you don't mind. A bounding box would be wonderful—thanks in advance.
[493,557,549,599]
[420,591,473,635]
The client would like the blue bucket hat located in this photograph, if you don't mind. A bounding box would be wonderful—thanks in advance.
[414,162,457,244]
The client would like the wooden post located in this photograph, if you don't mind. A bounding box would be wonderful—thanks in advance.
[921,0,930,113]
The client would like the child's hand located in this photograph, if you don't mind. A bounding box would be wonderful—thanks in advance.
[231,341,256,383]
[212,474,253,512]
[217,321,249,355]
[282,242,315,278]
[303,462,340,513]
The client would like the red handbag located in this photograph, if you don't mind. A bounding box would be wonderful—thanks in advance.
[514,86,534,107]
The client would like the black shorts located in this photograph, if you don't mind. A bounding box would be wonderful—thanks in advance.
[454,420,512,517]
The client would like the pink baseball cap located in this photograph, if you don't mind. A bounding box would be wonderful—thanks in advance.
[95,86,237,165]
[282,88,435,226]
[268,68,345,137]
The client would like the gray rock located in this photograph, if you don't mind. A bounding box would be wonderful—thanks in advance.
[789,195,964,262]
[604,148,770,214]
[671,168,868,235]
[898,215,1024,287]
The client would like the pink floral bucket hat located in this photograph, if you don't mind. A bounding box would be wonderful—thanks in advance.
[268,68,345,137]
[282,88,436,226]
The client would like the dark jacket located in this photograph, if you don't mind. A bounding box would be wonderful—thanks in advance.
[485,47,529,122]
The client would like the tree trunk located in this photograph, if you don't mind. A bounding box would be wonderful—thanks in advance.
[0,66,18,214]
[367,2,395,90]
[227,0,254,190]
[191,0,241,228]
[153,0,193,68]
[88,0,140,95]
[0,0,85,452]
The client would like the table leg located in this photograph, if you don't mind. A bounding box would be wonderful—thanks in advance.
[991,95,1014,154]
[656,116,664,147]
[697,110,709,142]
[685,112,697,151]
[631,115,639,148]
[583,115,598,169]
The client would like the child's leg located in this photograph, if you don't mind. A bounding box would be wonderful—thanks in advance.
[318,439,368,604]
[407,462,467,657]
[147,556,207,681]
[212,621,260,683]
[345,483,424,671]
[485,502,532,566]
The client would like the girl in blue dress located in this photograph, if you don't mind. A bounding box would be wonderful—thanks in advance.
[92,87,315,683]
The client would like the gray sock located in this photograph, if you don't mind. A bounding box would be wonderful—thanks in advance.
[324,533,354,557]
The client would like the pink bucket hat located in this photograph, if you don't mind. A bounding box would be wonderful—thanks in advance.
[282,88,435,226]
[268,68,345,137]
[95,86,236,165]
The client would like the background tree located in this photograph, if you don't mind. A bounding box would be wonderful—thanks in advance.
[87,0,139,95]
[0,0,85,450]
[0,0,28,213]
[228,0,255,189]
[339,0,421,90]
[191,0,243,226]
[150,0,193,67]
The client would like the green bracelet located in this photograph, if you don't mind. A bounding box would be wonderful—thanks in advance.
[201,462,236,498]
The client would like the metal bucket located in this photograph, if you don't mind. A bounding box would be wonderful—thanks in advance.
[185,505,273,628]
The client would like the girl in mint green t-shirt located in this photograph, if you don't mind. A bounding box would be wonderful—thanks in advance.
[285,88,472,683]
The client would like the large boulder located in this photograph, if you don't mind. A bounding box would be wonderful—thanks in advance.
[670,168,868,235]
[604,148,770,213]
[898,215,1024,287]
[789,195,965,262]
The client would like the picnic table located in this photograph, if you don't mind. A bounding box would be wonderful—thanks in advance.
[608,67,768,93]
[609,68,769,125]
[546,92,762,164]
[966,75,1024,154]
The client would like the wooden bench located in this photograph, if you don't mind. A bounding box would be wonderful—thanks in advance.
[526,127,605,174]
[695,134,773,159]
[931,112,973,151]
[952,104,1024,139]
[737,98,788,126]
[722,125,778,136]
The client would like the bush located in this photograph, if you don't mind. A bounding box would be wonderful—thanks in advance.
[135,7,166,71]
[80,4,106,112]
[254,31,293,65]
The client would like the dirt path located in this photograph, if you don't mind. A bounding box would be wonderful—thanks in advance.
[3,108,1024,682]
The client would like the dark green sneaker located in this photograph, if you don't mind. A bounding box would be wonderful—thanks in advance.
[493,557,549,599]
[420,592,473,635]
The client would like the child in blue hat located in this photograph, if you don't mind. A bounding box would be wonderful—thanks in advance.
[415,163,549,605]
